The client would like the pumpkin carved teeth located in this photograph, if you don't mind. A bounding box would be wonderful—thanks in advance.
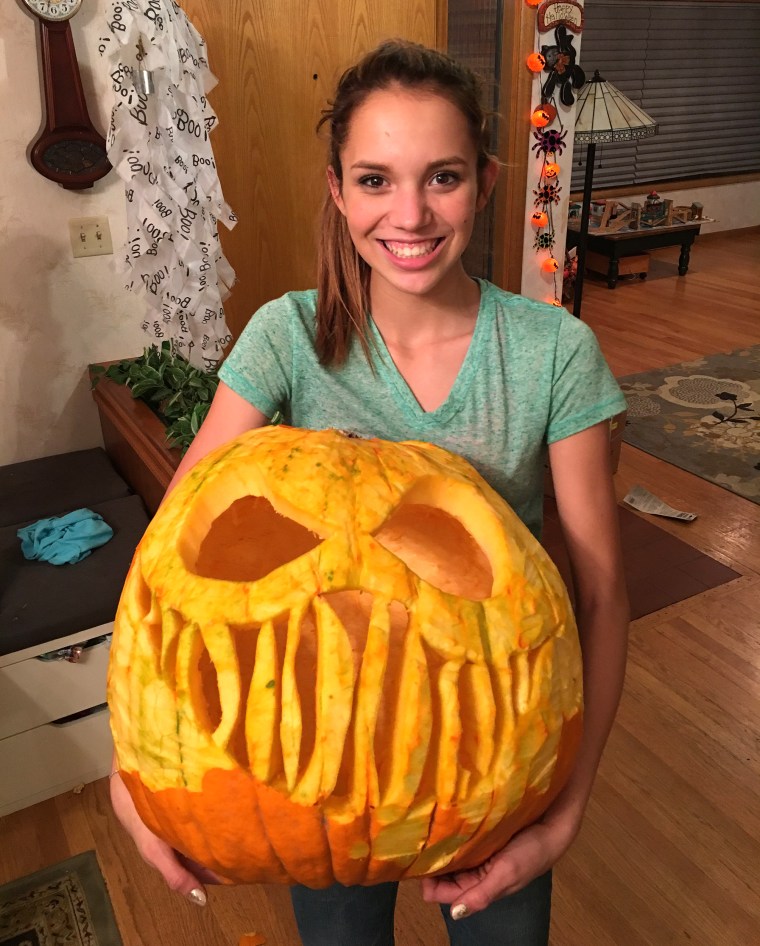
[108,427,582,886]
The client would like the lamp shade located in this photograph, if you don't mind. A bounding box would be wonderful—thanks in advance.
[574,71,658,144]
[569,70,658,321]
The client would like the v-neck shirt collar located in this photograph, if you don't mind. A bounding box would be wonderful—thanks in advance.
[366,278,490,427]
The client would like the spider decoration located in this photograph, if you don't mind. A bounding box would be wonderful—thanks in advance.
[533,231,556,251]
[533,182,562,206]
[541,26,586,107]
[532,127,568,158]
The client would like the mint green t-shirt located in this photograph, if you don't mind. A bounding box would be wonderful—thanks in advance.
[219,280,625,539]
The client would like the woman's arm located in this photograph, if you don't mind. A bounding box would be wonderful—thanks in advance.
[422,420,629,919]
[110,381,270,905]
[163,381,271,496]
[545,419,630,813]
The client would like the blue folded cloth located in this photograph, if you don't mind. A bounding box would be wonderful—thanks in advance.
[17,508,114,565]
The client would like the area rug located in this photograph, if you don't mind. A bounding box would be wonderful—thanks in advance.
[617,345,760,504]
[543,500,740,620]
[0,851,122,946]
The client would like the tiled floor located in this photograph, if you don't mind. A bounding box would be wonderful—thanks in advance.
[542,499,740,619]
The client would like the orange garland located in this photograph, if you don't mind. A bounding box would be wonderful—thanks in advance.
[525,0,566,306]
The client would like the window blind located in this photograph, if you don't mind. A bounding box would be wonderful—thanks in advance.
[448,0,503,278]
[571,1,760,191]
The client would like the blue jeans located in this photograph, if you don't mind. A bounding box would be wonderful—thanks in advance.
[289,871,552,946]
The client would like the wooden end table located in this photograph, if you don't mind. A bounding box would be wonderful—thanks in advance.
[566,220,702,289]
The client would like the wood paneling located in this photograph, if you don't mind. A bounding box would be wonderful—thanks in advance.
[491,2,535,293]
[180,1,441,340]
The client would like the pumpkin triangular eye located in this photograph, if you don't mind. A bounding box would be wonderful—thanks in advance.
[374,502,493,600]
[194,496,323,581]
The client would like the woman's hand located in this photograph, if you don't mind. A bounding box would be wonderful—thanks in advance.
[109,772,219,905]
[420,787,584,920]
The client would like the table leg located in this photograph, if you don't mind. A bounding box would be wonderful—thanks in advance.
[607,257,619,289]
[678,238,694,275]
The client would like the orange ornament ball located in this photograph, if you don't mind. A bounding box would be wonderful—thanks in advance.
[531,103,557,128]
[544,162,560,179]
[542,257,560,273]
[526,53,546,73]
[531,210,549,227]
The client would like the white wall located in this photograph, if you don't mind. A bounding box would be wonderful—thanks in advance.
[0,1,144,467]
[600,182,760,236]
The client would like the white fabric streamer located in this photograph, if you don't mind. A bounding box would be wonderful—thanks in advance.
[100,0,236,368]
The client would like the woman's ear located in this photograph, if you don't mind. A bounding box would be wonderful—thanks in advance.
[327,166,346,215]
[476,158,500,211]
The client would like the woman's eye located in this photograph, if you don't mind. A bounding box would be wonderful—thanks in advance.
[358,175,386,188]
[431,171,460,186]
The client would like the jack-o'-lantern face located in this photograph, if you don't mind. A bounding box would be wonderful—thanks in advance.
[108,427,582,887]
[526,52,546,72]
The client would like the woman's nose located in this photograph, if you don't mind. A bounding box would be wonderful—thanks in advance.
[388,185,431,230]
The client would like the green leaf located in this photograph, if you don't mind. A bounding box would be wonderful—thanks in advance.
[98,345,219,455]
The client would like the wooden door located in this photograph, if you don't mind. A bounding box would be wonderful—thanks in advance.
[181,1,443,339]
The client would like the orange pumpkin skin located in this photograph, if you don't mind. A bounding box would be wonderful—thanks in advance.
[108,426,583,887]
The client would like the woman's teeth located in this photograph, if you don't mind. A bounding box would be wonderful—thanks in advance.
[383,240,440,258]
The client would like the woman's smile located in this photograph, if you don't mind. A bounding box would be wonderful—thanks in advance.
[380,237,444,262]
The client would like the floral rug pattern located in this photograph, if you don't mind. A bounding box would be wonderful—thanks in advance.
[618,345,760,505]
[0,852,122,946]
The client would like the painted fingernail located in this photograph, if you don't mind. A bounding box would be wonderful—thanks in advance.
[451,903,468,920]
[187,887,207,906]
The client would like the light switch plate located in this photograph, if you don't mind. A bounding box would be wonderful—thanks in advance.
[69,217,113,258]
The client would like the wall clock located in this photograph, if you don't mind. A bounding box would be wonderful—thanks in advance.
[21,0,111,189]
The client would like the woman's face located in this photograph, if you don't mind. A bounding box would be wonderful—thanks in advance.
[328,87,497,305]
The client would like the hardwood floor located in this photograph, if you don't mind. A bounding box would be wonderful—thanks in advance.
[579,227,760,377]
[1,230,758,945]
[554,226,760,946]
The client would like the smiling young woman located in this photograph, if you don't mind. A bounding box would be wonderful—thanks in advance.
[109,39,629,946]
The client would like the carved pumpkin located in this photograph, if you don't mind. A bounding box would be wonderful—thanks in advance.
[108,426,582,887]
[531,103,557,128]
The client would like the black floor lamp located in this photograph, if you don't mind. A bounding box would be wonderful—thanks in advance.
[572,71,658,319]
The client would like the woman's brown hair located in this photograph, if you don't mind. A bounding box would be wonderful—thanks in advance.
[315,39,494,366]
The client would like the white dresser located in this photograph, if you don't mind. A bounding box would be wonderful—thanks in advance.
[0,623,114,816]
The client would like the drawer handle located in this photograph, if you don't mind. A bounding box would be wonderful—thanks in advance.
[37,635,110,663]
[50,703,108,727]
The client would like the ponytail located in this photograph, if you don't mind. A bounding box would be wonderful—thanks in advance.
[315,193,372,366]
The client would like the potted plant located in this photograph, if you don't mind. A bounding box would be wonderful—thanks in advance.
[89,343,219,514]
